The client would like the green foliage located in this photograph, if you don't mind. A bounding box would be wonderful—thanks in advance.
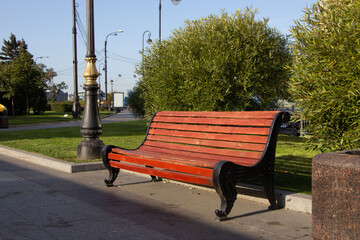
[127,83,145,118]
[50,101,73,113]
[137,8,292,117]
[0,33,27,61]
[289,0,360,151]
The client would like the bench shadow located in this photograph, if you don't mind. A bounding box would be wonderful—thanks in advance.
[225,209,270,221]
[114,180,153,187]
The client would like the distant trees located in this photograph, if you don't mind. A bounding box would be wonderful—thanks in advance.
[0,34,66,115]
[127,82,145,118]
[289,0,360,151]
[134,8,292,118]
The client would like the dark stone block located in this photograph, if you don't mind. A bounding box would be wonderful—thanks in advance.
[312,150,360,240]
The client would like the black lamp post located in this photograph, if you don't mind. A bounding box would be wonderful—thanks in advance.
[110,79,114,109]
[77,0,104,160]
[104,30,123,102]
[142,30,152,53]
[159,0,181,42]
[98,62,104,101]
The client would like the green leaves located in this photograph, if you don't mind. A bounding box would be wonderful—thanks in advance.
[136,8,291,117]
[289,0,360,151]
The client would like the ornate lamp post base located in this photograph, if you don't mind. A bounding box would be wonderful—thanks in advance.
[77,84,104,160]
[77,56,104,160]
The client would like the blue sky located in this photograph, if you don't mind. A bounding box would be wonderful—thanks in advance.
[0,0,318,95]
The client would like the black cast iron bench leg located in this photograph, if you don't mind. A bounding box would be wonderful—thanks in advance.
[213,161,237,221]
[102,145,120,187]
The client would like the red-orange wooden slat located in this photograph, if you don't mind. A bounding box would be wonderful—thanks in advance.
[108,152,213,177]
[111,145,260,167]
[146,135,266,152]
[148,128,268,144]
[143,141,262,159]
[137,146,258,166]
[150,123,270,135]
[156,111,279,119]
[109,160,214,186]
[153,116,273,127]
[112,147,229,168]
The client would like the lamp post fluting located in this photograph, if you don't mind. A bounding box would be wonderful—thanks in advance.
[77,0,104,160]
[104,30,123,103]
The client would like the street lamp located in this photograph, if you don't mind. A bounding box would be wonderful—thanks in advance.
[98,62,104,101]
[110,79,114,109]
[104,30,123,102]
[142,30,152,53]
[35,56,49,63]
[159,0,181,42]
[77,0,104,160]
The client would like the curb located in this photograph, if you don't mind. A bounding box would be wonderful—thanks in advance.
[0,145,105,173]
[0,145,311,214]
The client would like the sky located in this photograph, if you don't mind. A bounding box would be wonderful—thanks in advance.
[0,0,318,96]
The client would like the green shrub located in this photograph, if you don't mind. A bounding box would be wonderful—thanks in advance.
[289,0,360,151]
[50,101,73,113]
[137,8,292,118]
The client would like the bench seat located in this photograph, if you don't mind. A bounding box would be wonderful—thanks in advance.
[102,110,289,220]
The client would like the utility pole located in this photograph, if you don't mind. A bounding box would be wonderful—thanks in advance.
[72,0,81,119]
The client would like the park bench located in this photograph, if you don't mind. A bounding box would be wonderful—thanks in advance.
[102,110,290,220]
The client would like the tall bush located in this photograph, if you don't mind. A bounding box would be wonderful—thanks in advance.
[50,101,73,113]
[289,0,360,151]
[137,8,292,118]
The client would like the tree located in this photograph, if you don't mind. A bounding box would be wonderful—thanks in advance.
[0,34,65,115]
[289,0,360,151]
[136,8,292,118]
[127,83,145,118]
[0,33,27,61]
[0,49,39,115]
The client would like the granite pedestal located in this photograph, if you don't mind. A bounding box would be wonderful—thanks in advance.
[313,150,360,240]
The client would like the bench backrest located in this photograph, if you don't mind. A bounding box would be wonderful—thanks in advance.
[139,111,287,167]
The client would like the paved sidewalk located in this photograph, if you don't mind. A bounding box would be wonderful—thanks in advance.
[0,153,312,240]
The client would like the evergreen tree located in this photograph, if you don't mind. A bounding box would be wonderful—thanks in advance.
[0,33,28,61]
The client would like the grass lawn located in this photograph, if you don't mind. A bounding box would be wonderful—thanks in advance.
[274,135,319,194]
[0,120,319,194]
[8,111,114,125]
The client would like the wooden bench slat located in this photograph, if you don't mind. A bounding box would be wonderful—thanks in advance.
[150,123,270,135]
[147,135,266,152]
[108,152,213,177]
[148,129,268,144]
[109,160,214,186]
[156,111,278,119]
[153,116,273,127]
[143,141,262,159]
[112,147,257,167]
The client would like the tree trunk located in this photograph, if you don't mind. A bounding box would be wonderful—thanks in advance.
[11,97,15,117]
